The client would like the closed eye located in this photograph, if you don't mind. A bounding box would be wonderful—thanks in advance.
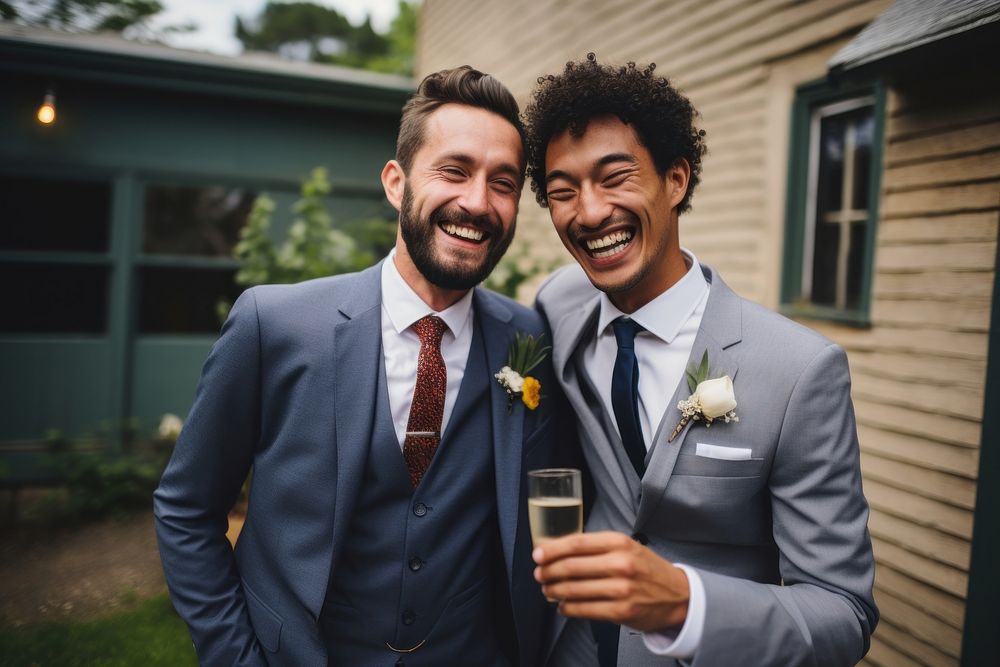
[546,187,575,202]
[603,170,632,186]
[492,178,518,194]
[440,166,467,179]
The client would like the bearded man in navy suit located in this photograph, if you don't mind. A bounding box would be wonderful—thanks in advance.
[154,65,563,666]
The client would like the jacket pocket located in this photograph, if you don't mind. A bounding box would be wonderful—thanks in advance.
[243,581,283,653]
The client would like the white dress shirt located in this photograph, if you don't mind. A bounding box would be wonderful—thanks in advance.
[380,251,475,448]
[583,248,709,659]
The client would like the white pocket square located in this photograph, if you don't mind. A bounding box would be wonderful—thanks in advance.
[696,443,753,461]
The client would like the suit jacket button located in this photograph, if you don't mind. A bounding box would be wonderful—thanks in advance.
[408,557,423,571]
[413,502,427,517]
[631,532,648,545]
[402,609,416,625]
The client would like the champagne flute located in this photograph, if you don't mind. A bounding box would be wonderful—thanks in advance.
[527,468,583,546]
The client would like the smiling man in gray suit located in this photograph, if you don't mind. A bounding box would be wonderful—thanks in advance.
[526,54,878,666]
[154,66,562,666]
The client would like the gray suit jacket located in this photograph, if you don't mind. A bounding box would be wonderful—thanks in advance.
[536,263,877,667]
[154,261,561,666]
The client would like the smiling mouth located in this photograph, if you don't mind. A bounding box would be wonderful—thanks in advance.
[441,222,487,243]
[583,229,633,259]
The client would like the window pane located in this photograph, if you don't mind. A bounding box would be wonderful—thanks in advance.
[0,175,111,253]
[809,102,874,311]
[143,185,257,257]
[816,116,845,215]
[852,114,875,211]
[0,264,108,334]
[138,267,242,334]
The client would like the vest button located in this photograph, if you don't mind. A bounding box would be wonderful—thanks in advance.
[401,609,416,625]
[408,557,423,572]
[413,502,427,517]
[631,532,649,545]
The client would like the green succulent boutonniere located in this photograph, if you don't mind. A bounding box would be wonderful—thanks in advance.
[494,333,550,413]
[668,350,739,442]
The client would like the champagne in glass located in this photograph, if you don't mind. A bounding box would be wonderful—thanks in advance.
[528,468,583,546]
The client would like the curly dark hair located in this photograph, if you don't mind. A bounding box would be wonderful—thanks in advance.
[523,53,706,213]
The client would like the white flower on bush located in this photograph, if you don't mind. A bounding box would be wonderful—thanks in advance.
[158,413,183,441]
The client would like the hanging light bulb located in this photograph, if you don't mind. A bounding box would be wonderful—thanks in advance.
[36,89,56,125]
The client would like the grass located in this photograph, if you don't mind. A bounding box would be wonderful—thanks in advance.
[0,593,197,667]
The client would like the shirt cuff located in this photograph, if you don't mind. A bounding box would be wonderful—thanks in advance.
[639,564,705,659]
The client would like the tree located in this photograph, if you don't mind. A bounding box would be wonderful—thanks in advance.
[235,0,417,76]
[234,1,352,62]
[2,0,193,38]
[361,1,417,75]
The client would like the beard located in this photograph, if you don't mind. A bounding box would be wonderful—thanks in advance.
[398,183,516,291]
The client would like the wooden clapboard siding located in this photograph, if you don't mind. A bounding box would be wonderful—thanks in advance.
[417,2,997,664]
[418,0,894,305]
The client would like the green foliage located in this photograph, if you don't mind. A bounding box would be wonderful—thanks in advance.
[232,167,385,289]
[47,449,162,520]
[235,1,352,57]
[364,0,418,75]
[506,333,550,376]
[686,350,711,394]
[2,0,194,37]
[235,0,417,75]
[0,593,197,666]
[39,420,171,522]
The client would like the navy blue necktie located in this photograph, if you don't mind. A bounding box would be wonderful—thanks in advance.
[611,317,646,477]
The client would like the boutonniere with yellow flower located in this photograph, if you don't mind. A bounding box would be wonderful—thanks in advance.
[668,350,738,442]
[495,333,550,413]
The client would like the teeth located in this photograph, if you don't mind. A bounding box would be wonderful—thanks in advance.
[585,230,632,251]
[592,243,630,259]
[443,224,484,241]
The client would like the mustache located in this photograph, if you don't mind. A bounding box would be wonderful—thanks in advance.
[430,206,498,236]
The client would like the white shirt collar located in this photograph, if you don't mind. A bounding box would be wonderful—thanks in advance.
[380,249,475,338]
[596,248,709,344]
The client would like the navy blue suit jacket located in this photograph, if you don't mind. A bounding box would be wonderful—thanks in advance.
[153,262,564,665]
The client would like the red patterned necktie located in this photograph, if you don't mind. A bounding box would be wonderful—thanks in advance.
[403,315,448,488]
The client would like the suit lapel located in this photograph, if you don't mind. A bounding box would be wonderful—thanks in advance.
[327,264,383,588]
[475,289,522,576]
[554,296,638,486]
[635,266,743,531]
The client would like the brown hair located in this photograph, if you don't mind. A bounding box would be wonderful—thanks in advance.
[396,65,525,173]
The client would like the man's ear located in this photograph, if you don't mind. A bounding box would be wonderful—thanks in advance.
[381,159,405,211]
[666,158,691,210]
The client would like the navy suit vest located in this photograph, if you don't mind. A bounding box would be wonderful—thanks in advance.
[321,317,508,665]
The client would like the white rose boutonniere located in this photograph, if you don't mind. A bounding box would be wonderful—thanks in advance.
[669,351,738,442]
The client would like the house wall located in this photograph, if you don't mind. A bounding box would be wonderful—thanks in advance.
[417,2,998,665]
[0,64,403,450]
[809,72,999,667]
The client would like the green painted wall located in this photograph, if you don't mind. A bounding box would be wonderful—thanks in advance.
[0,59,406,457]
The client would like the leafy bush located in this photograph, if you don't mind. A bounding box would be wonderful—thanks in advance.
[217,167,397,323]
[39,420,175,522]
[233,167,374,286]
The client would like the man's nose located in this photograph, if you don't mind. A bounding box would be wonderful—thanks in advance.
[458,178,490,218]
[577,187,613,228]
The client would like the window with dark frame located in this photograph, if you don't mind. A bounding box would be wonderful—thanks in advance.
[782,82,883,325]
[137,183,257,335]
[804,97,875,312]
[0,174,113,335]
